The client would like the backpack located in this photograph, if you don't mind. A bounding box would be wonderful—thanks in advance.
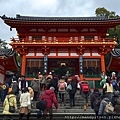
[81,83,89,92]
[103,100,114,114]
[36,99,46,111]
[59,82,65,90]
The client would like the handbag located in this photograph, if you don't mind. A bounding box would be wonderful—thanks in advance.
[9,106,15,113]
[36,99,46,111]
[66,83,72,92]
[103,100,114,114]
[7,97,15,113]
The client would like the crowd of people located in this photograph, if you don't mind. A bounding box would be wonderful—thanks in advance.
[90,71,120,117]
[0,70,120,120]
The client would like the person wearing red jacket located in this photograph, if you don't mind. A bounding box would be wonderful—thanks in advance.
[40,87,58,120]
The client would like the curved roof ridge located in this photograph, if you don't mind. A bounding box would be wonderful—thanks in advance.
[1,14,120,21]
[0,48,15,57]
[5,49,15,57]
[111,48,120,57]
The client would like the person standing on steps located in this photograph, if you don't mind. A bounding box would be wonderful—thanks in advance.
[19,87,31,120]
[3,89,17,120]
[90,88,102,116]
[80,80,91,111]
[47,74,59,99]
[100,71,107,87]
[31,78,40,101]
[58,79,66,105]
[41,72,47,91]
[18,75,28,94]
[67,77,77,108]
[38,72,43,90]
[40,87,58,120]
[103,77,113,102]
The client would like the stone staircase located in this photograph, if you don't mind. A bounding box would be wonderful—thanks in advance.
[0,90,95,119]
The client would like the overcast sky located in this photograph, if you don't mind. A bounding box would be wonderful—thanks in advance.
[0,0,120,44]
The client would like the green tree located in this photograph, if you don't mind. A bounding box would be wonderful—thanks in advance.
[95,7,110,17]
[95,7,120,44]
[95,7,120,73]
[15,52,22,66]
[95,7,119,18]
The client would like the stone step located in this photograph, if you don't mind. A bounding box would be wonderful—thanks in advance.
[0,103,92,110]
[0,90,94,115]
[0,108,94,113]
[0,105,92,111]
[0,113,96,120]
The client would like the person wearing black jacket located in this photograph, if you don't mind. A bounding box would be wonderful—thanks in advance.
[47,74,59,99]
[90,88,101,116]
[68,78,77,108]
[111,91,120,107]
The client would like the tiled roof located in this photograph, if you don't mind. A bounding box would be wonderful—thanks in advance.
[1,14,120,22]
[0,48,15,57]
[110,48,120,57]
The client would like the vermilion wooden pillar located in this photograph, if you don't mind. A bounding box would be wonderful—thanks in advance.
[101,55,106,73]
[21,55,26,76]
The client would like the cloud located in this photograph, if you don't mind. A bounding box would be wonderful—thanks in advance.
[0,0,120,43]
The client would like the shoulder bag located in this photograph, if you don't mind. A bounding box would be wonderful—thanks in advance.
[7,97,15,113]
[66,83,72,92]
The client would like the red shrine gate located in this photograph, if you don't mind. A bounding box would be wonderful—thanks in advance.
[1,14,119,88]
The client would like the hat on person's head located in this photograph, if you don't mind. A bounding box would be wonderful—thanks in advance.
[50,87,55,91]
[112,72,116,75]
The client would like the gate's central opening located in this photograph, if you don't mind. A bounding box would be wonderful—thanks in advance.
[48,58,79,77]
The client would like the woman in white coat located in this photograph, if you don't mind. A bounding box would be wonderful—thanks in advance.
[19,87,31,120]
